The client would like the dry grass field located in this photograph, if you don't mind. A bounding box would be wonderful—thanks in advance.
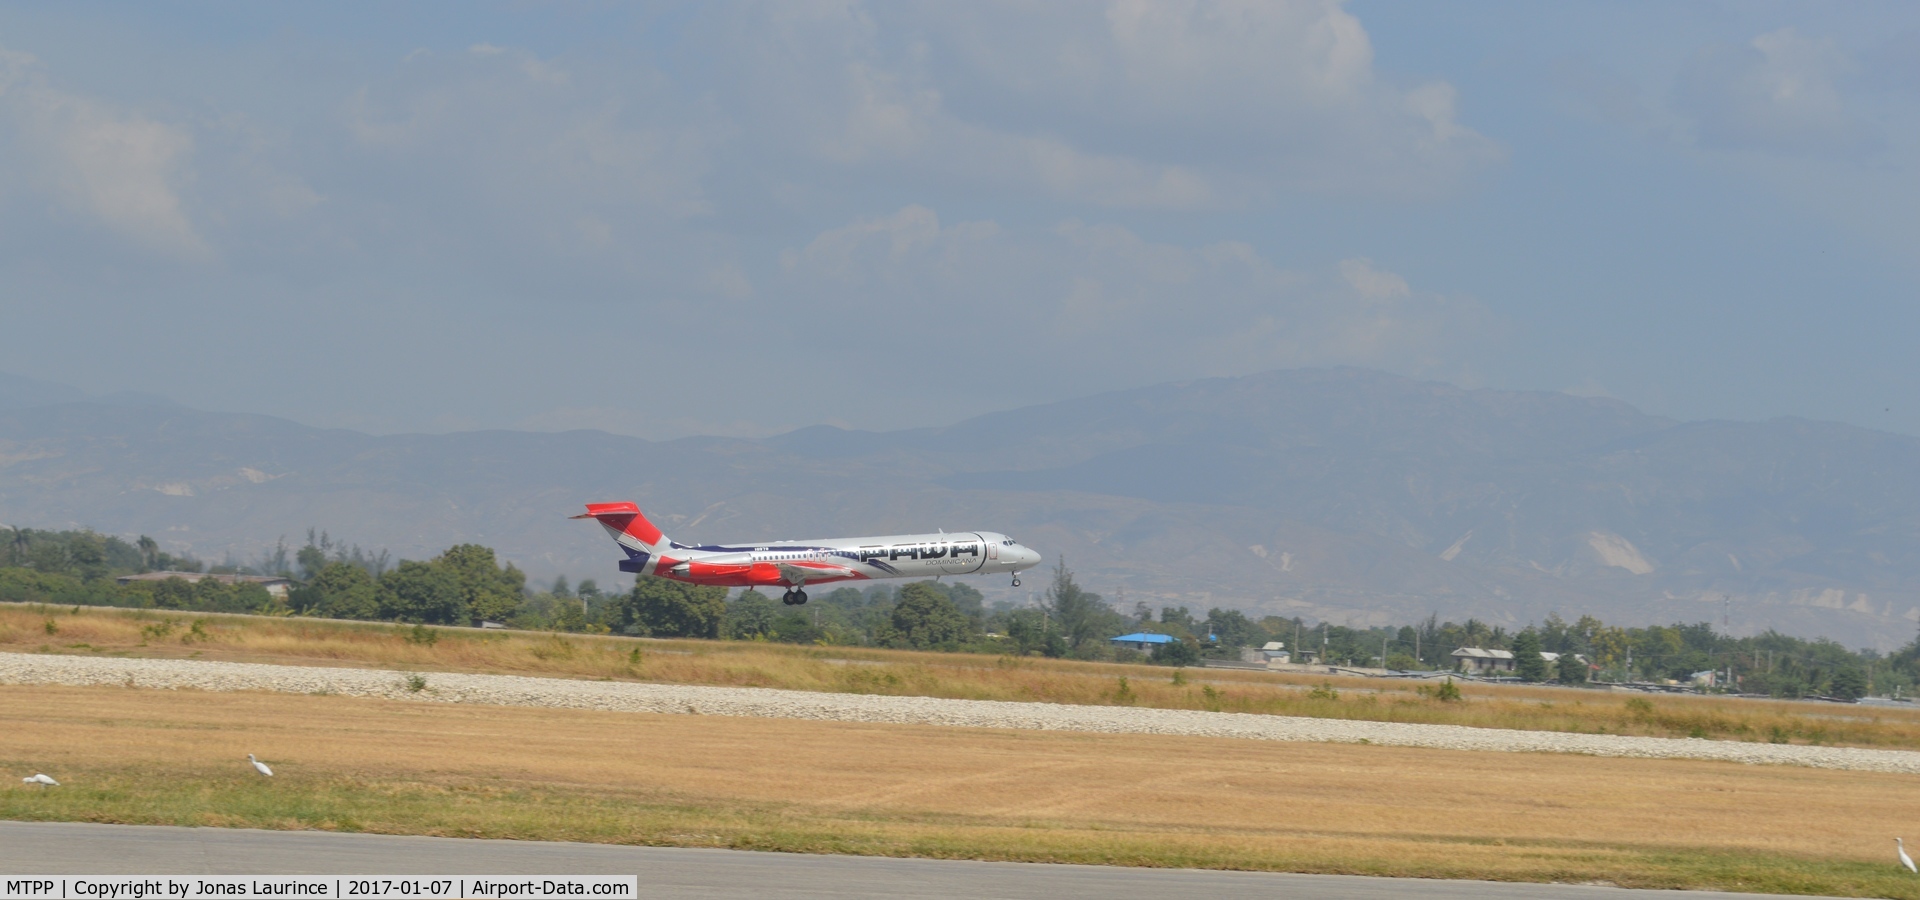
[2,683,1919,897]
[7,602,1920,750]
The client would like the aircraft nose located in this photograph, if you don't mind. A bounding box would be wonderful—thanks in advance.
[1016,545,1042,568]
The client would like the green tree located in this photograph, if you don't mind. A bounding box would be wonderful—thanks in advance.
[771,610,824,644]
[436,544,526,624]
[225,582,274,614]
[1829,667,1867,701]
[1005,608,1055,656]
[150,576,196,610]
[614,577,726,638]
[380,560,467,624]
[1045,559,1121,651]
[297,529,331,580]
[1153,638,1199,667]
[304,561,381,619]
[725,589,780,640]
[890,581,970,649]
[1556,651,1589,685]
[1205,608,1264,649]
[191,575,233,610]
[944,581,987,630]
[67,532,108,581]
[1512,630,1549,682]
[1160,606,1199,636]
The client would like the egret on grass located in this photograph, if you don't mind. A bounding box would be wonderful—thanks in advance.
[22,774,57,787]
[247,754,273,777]
[1899,838,1916,874]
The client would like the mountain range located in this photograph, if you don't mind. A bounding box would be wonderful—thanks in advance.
[3,369,1918,649]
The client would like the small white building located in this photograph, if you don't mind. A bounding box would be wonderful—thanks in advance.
[1451,647,1515,674]
[1258,641,1290,666]
[115,571,292,599]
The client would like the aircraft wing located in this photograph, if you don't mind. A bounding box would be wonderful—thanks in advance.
[776,561,858,585]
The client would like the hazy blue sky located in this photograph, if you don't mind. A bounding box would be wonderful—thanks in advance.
[2,2,1916,439]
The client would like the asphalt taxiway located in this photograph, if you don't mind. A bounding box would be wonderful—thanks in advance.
[0,821,1822,900]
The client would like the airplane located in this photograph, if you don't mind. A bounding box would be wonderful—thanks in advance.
[573,501,1044,605]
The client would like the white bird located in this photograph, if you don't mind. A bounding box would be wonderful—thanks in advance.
[21,774,57,787]
[1900,837,1916,874]
[247,754,273,777]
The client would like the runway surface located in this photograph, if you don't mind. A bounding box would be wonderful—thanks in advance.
[0,821,1819,900]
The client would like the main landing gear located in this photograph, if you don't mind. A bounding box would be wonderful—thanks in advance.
[781,588,810,605]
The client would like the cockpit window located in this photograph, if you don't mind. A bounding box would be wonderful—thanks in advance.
[1003,539,1015,545]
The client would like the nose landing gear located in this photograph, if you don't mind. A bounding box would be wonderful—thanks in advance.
[781,589,809,605]
[1011,577,1021,588]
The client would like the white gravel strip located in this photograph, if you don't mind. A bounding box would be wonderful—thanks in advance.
[4,651,1918,775]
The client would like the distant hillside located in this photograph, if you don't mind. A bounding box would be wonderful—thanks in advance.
[3,368,1918,649]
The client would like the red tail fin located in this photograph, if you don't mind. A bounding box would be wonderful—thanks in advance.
[570,501,665,546]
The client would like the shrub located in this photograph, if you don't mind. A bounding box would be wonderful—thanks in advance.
[1434,677,1462,702]
[1152,638,1200,667]
[1200,684,1224,711]
[1829,667,1867,701]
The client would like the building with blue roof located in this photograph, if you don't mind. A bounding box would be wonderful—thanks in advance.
[1110,632,1177,652]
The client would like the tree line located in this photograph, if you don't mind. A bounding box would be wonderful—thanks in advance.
[4,525,1919,698]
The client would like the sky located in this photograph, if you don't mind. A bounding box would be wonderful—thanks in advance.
[0,1,1916,440]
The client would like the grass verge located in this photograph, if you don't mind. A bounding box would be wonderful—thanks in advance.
[7,602,1920,750]
[4,684,1919,897]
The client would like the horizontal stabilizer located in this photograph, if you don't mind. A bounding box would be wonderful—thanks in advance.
[572,501,665,547]
[570,501,641,519]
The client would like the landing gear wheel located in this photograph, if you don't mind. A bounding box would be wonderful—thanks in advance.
[793,589,808,605]
[1011,578,1021,587]
[780,590,795,605]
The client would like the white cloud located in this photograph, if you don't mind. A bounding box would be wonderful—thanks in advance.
[729,1,1500,207]
[342,44,719,261]
[0,49,207,257]
[1677,28,1864,154]
[778,205,1500,390]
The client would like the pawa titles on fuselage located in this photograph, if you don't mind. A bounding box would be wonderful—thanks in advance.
[572,501,1043,605]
